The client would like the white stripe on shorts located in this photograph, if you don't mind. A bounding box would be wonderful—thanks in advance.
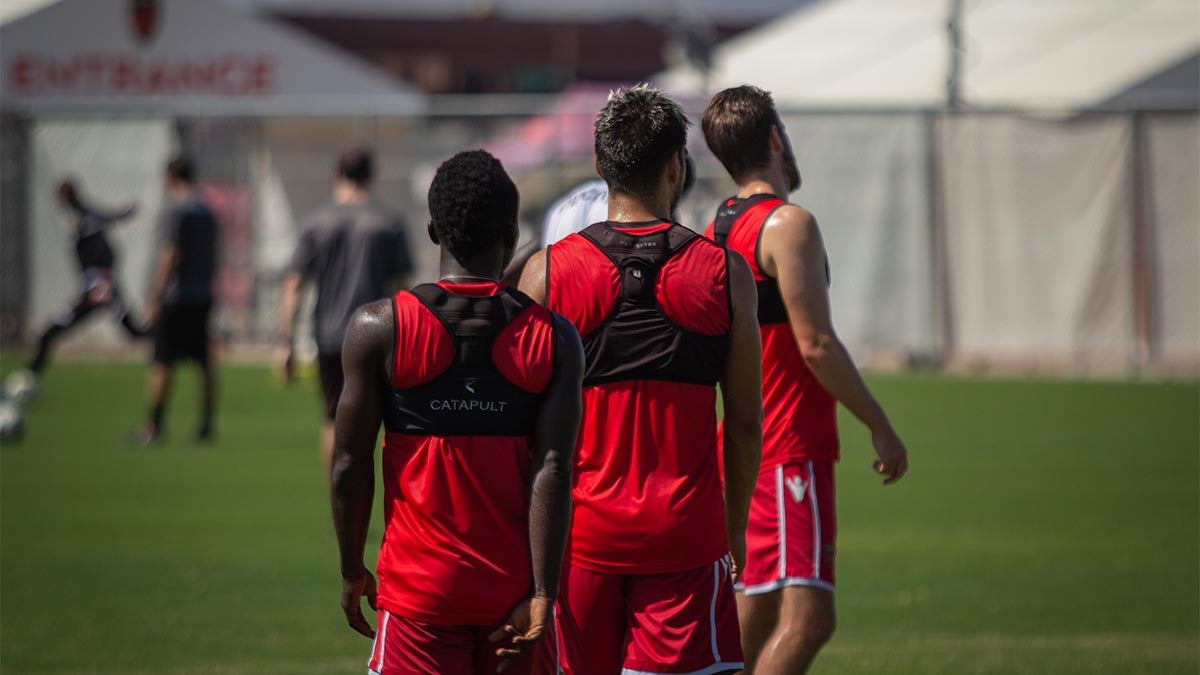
[709,559,721,660]
[775,465,786,579]
[808,460,821,578]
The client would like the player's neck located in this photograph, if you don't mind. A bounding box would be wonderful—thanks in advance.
[607,190,671,224]
[334,184,369,205]
[439,249,502,283]
[736,174,786,201]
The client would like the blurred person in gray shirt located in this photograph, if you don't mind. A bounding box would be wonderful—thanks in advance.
[278,146,413,475]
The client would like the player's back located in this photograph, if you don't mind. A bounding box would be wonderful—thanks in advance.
[73,207,121,271]
[297,202,410,354]
[166,198,218,304]
[547,220,731,574]
[377,280,556,626]
[706,195,838,470]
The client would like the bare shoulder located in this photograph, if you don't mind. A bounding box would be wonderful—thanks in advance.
[343,299,394,360]
[519,247,550,303]
[766,203,820,242]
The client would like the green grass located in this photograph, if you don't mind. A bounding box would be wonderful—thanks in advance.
[1,360,1197,674]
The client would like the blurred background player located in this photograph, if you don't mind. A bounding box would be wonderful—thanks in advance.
[329,149,583,674]
[701,85,910,674]
[502,158,695,285]
[540,178,607,248]
[18,179,145,384]
[137,155,219,445]
[278,146,413,475]
[519,85,763,675]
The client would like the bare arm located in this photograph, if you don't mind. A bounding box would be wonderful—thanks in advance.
[490,313,583,669]
[145,244,180,323]
[719,252,763,580]
[762,206,908,484]
[516,248,549,305]
[329,300,392,639]
[528,313,582,598]
[279,273,304,344]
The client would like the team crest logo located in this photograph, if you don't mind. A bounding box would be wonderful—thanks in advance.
[130,0,159,45]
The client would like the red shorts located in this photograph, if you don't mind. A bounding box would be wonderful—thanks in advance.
[367,609,558,675]
[552,556,743,675]
[738,460,836,596]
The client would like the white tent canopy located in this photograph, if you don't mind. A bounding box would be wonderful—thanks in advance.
[0,0,424,115]
[659,0,1200,110]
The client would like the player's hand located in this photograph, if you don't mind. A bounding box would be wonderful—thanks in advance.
[488,595,552,672]
[274,345,295,385]
[871,427,909,485]
[340,566,378,639]
[727,531,747,584]
[143,302,160,329]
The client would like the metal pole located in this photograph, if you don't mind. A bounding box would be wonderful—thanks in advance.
[947,0,963,109]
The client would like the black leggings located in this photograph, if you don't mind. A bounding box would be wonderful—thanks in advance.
[29,272,145,374]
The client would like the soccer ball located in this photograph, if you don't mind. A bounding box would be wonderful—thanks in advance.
[0,398,24,442]
[4,369,39,405]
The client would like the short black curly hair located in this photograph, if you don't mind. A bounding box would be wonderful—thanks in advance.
[427,149,519,262]
[595,84,690,197]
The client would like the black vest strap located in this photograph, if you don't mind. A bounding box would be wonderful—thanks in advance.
[382,284,544,437]
[711,195,793,325]
[711,193,776,248]
[576,222,727,387]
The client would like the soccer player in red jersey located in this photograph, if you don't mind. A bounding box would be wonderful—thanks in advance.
[519,85,764,675]
[330,150,585,674]
[701,86,911,674]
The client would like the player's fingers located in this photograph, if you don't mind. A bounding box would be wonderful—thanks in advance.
[886,456,909,485]
[347,609,375,639]
[488,623,521,643]
[873,459,886,474]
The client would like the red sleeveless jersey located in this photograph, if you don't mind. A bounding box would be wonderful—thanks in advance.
[376,281,556,625]
[548,220,732,574]
[705,195,839,469]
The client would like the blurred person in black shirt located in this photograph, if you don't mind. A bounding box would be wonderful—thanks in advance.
[278,146,413,475]
[135,155,219,445]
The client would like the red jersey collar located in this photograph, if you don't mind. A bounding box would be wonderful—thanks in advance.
[435,280,506,296]
[607,219,673,236]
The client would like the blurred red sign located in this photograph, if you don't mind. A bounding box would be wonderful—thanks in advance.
[8,53,275,96]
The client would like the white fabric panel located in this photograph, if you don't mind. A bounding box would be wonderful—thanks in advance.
[1146,115,1200,368]
[781,113,934,358]
[940,114,1134,368]
[29,118,176,347]
[659,0,1199,110]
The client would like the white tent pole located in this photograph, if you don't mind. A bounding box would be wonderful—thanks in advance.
[946,0,963,109]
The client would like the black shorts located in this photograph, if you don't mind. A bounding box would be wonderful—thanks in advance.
[317,353,344,421]
[153,302,212,365]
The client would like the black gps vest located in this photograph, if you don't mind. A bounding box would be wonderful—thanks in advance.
[575,221,728,387]
[711,195,789,325]
[382,284,545,437]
